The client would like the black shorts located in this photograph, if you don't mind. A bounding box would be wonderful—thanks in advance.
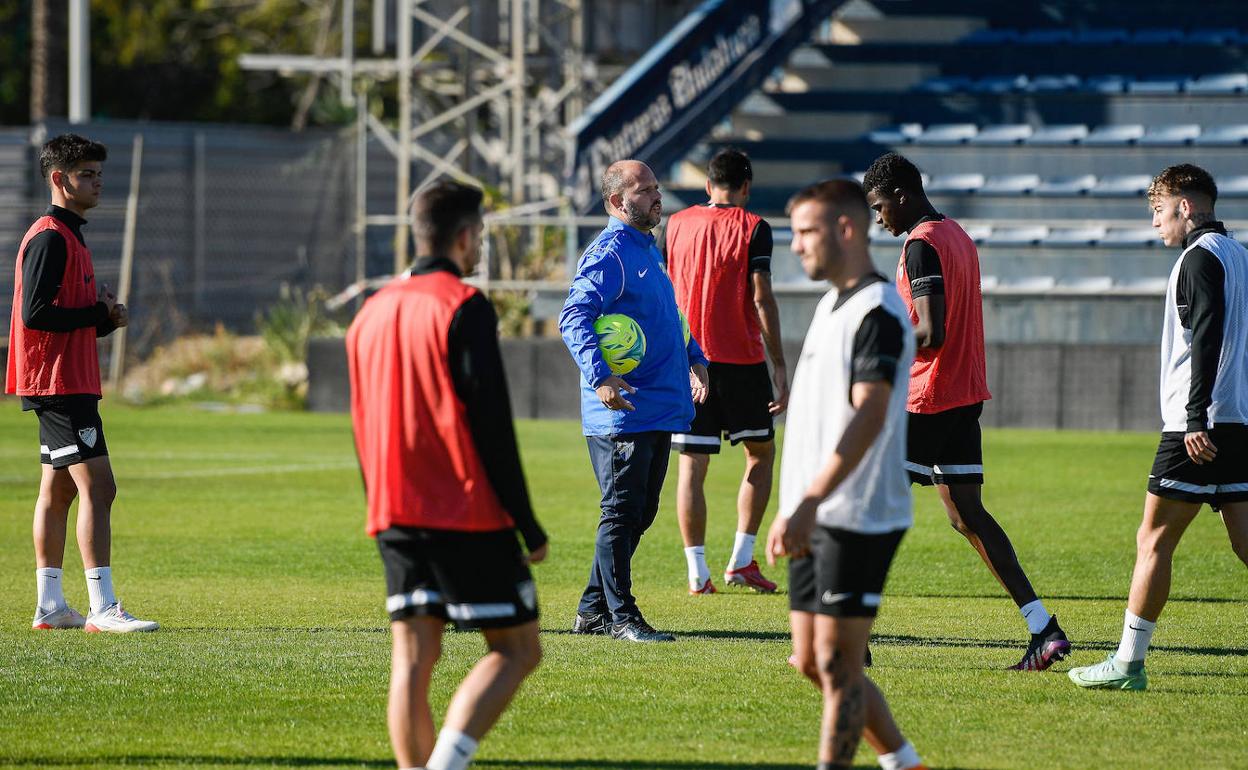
[1147,424,1248,511]
[906,402,984,486]
[28,395,109,469]
[671,361,774,454]
[789,526,906,617]
[377,526,538,630]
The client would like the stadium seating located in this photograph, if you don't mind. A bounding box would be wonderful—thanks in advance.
[675,4,1248,345]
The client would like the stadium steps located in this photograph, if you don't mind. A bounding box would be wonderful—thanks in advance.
[826,11,985,45]
[663,0,1248,310]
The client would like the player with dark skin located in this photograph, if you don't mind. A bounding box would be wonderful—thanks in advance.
[865,184,1039,613]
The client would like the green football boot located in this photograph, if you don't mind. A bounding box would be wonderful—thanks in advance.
[1068,654,1147,691]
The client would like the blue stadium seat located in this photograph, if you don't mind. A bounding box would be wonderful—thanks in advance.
[1083,124,1144,146]
[1085,75,1129,93]
[984,226,1048,246]
[1045,227,1108,247]
[1025,75,1081,92]
[980,174,1041,195]
[867,123,922,145]
[914,76,974,94]
[1088,175,1153,197]
[1130,28,1184,45]
[1138,124,1201,145]
[962,225,993,243]
[1073,28,1129,45]
[926,174,985,194]
[913,123,978,145]
[1186,28,1240,46]
[1101,228,1159,246]
[961,28,1019,45]
[969,124,1033,145]
[971,75,1028,94]
[1117,276,1168,292]
[1217,176,1248,197]
[1026,125,1089,145]
[1000,276,1057,292]
[1127,76,1185,94]
[1020,29,1075,45]
[1192,124,1248,146]
[1059,276,1115,292]
[868,227,902,245]
[1184,73,1248,94]
[1033,175,1097,196]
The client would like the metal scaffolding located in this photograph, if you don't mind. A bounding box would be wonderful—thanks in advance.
[241,0,590,274]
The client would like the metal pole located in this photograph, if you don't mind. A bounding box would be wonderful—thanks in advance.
[193,132,207,311]
[109,134,143,388]
[510,0,525,204]
[372,0,386,55]
[355,90,368,303]
[394,0,412,273]
[341,0,354,106]
[68,0,89,123]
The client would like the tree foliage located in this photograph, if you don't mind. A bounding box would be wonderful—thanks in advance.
[2,0,366,127]
[0,0,30,123]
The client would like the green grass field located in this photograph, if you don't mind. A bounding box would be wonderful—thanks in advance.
[1,403,1245,769]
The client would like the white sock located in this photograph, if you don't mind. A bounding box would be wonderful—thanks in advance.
[878,740,922,770]
[84,566,117,614]
[728,532,756,571]
[1019,599,1051,635]
[425,728,478,770]
[684,545,710,587]
[36,567,67,613]
[1115,610,1155,667]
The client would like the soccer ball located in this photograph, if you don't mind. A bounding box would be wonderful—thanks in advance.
[594,314,646,375]
[679,309,690,346]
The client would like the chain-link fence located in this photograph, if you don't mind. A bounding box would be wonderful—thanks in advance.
[1,120,364,362]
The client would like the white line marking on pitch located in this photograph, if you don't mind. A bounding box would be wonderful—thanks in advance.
[0,461,358,484]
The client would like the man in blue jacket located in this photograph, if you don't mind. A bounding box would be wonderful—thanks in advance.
[560,159,710,642]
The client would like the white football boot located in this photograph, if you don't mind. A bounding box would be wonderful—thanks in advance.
[84,602,160,633]
[32,605,87,630]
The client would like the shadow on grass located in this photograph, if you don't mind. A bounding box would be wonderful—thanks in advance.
[544,628,792,642]
[477,761,980,770]
[6,758,980,770]
[3,758,391,768]
[871,633,1248,657]
[898,592,1244,604]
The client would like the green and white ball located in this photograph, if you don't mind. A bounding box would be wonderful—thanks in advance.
[594,313,646,375]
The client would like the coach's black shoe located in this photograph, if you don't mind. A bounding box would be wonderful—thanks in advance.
[1009,614,1071,671]
[610,617,676,643]
[572,611,610,635]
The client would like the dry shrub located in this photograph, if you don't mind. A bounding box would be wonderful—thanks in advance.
[121,324,302,409]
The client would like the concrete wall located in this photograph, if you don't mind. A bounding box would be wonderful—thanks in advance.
[308,336,1164,432]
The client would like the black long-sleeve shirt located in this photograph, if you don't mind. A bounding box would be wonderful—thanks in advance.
[411,256,546,551]
[1177,222,1228,431]
[20,206,114,336]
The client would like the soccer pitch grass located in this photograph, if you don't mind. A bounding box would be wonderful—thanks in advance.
[1,404,1245,769]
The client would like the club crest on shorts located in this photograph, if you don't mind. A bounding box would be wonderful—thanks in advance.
[615,440,635,461]
[77,427,98,448]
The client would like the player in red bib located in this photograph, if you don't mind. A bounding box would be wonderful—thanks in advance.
[863,152,1070,671]
[7,134,157,634]
[665,148,788,594]
[347,181,546,770]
